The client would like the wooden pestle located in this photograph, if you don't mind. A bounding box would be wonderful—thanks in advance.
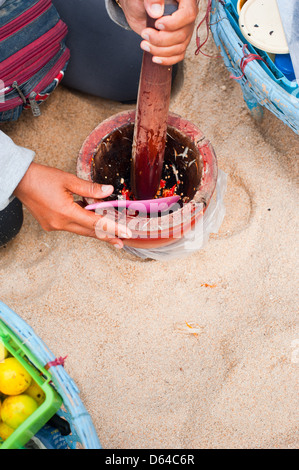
[131,1,178,200]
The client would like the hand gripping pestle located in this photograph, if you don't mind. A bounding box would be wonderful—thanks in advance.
[131,0,179,200]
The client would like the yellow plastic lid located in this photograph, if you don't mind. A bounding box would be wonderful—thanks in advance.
[239,0,289,54]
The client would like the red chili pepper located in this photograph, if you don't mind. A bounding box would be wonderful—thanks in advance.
[121,184,130,199]
[123,190,133,200]
[160,180,181,198]
[121,183,133,200]
[168,184,178,196]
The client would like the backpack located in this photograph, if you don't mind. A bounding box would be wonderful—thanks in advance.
[0,0,70,122]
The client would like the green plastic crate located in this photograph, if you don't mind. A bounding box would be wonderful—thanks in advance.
[0,320,63,449]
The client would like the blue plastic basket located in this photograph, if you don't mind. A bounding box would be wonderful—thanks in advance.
[0,301,101,449]
[209,0,299,133]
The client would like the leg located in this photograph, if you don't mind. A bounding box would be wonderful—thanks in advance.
[0,198,23,248]
[52,0,143,102]
[52,0,178,102]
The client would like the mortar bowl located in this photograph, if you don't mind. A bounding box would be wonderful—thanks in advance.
[77,110,218,249]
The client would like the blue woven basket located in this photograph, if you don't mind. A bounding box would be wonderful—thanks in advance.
[0,301,101,449]
[209,0,299,134]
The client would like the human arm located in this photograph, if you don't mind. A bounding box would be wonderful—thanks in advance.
[13,162,132,248]
[0,132,131,248]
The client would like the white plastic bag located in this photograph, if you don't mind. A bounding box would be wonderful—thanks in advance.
[124,169,227,261]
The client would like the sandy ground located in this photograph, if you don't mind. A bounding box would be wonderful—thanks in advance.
[0,7,298,449]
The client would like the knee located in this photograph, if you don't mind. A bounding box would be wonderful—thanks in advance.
[0,198,24,248]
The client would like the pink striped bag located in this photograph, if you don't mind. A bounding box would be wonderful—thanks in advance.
[0,0,70,122]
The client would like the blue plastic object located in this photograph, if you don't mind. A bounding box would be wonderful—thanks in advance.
[210,0,299,134]
[0,301,101,449]
[275,54,296,82]
[28,425,69,449]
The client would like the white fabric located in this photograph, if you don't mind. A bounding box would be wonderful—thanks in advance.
[105,0,131,30]
[0,131,35,210]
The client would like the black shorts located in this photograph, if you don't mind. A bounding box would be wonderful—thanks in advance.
[0,198,23,248]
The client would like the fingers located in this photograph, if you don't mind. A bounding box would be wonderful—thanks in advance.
[95,214,132,240]
[140,0,198,65]
[66,202,132,238]
[66,173,114,200]
[141,27,187,47]
[153,4,198,31]
[62,204,132,249]
[48,201,130,249]
[140,34,191,65]
[144,1,165,18]
[140,39,188,64]
[61,174,133,246]
[66,222,125,249]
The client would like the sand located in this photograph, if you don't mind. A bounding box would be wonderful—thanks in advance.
[0,7,298,449]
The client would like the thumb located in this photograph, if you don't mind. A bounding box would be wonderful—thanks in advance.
[145,1,165,18]
[66,174,114,199]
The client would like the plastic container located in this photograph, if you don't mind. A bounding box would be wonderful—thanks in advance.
[211,0,299,135]
[237,0,248,14]
[274,54,296,82]
[0,320,63,449]
[239,0,289,54]
[223,0,295,92]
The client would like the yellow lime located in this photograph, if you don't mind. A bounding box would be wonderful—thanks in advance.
[0,420,14,440]
[25,381,45,406]
[0,342,8,363]
[0,357,32,395]
[1,395,38,429]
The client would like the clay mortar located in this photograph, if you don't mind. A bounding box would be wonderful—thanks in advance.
[77,110,218,249]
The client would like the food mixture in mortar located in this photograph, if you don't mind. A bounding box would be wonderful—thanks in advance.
[92,123,203,208]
